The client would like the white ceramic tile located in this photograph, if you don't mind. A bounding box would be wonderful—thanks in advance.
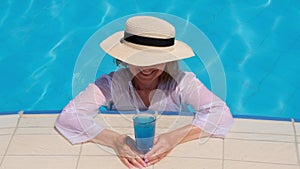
[0,156,78,169]
[77,156,153,169]
[95,114,134,128]
[0,128,14,135]
[0,115,19,128]
[224,139,298,165]
[155,115,193,130]
[106,127,134,136]
[18,114,58,127]
[81,142,114,156]
[15,127,59,135]
[154,157,222,169]
[226,132,294,142]
[170,138,223,159]
[298,144,300,162]
[231,119,293,135]
[7,135,80,155]
[224,160,299,169]
[20,114,58,118]
[0,135,11,156]
[295,122,300,136]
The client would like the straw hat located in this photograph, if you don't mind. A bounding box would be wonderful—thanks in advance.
[100,16,195,66]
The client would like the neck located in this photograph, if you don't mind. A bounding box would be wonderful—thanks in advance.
[132,77,159,90]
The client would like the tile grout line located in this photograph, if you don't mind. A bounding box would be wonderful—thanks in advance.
[230,131,294,136]
[226,137,295,143]
[223,158,300,166]
[222,138,225,169]
[291,118,300,169]
[75,143,83,169]
[0,111,23,167]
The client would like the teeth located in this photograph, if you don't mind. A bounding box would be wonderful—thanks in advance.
[141,71,153,75]
[142,72,152,75]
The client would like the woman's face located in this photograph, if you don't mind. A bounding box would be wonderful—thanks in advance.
[128,63,166,83]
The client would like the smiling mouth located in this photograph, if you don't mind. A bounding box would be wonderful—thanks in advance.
[139,69,158,76]
[141,70,154,75]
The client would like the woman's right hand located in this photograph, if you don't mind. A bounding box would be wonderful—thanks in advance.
[112,134,147,169]
[91,129,147,168]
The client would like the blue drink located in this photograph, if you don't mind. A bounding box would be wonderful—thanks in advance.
[133,114,156,154]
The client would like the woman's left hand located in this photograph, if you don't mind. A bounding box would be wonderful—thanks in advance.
[144,132,179,166]
[144,124,202,166]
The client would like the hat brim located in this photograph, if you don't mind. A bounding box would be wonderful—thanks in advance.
[100,31,195,66]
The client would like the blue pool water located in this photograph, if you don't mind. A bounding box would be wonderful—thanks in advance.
[0,1,299,120]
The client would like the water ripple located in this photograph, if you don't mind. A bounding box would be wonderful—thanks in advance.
[261,0,272,8]
[22,0,34,17]
[50,0,62,18]
[31,33,70,79]
[248,0,272,9]
[0,0,12,27]
[165,0,176,13]
[97,1,112,27]
[218,39,230,57]
[182,13,191,34]
[29,81,50,109]
[47,33,70,60]
[233,18,252,69]
[272,16,281,31]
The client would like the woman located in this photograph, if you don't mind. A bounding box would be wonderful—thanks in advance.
[55,15,234,169]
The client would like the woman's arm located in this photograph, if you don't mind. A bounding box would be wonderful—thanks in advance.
[55,81,147,168]
[180,72,234,138]
[55,83,106,144]
[144,72,233,165]
[172,124,202,144]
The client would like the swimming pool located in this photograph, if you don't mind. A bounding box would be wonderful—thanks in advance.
[0,0,299,121]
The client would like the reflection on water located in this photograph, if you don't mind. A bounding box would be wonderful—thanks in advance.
[0,0,299,120]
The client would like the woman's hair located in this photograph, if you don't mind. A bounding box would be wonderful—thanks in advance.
[114,59,180,91]
[159,61,179,91]
[114,59,126,67]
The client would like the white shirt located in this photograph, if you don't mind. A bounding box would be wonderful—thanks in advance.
[55,69,234,144]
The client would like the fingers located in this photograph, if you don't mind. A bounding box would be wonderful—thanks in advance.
[144,150,158,165]
[144,142,163,162]
[153,136,159,144]
[146,157,160,166]
[120,157,134,169]
[146,151,169,165]
[145,147,172,166]
[135,156,147,167]
[145,151,170,166]
[119,155,147,169]
[144,142,160,159]
[115,135,148,168]
[130,157,146,169]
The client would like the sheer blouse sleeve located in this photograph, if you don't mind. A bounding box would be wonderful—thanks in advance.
[55,83,107,144]
[179,72,234,138]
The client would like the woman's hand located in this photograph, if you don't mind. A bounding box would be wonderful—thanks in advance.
[112,134,147,169]
[91,129,147,169]
[144,124,202,165]
[144,132,178,165]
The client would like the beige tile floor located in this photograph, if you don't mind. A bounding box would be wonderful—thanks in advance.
[0,113,299,169]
